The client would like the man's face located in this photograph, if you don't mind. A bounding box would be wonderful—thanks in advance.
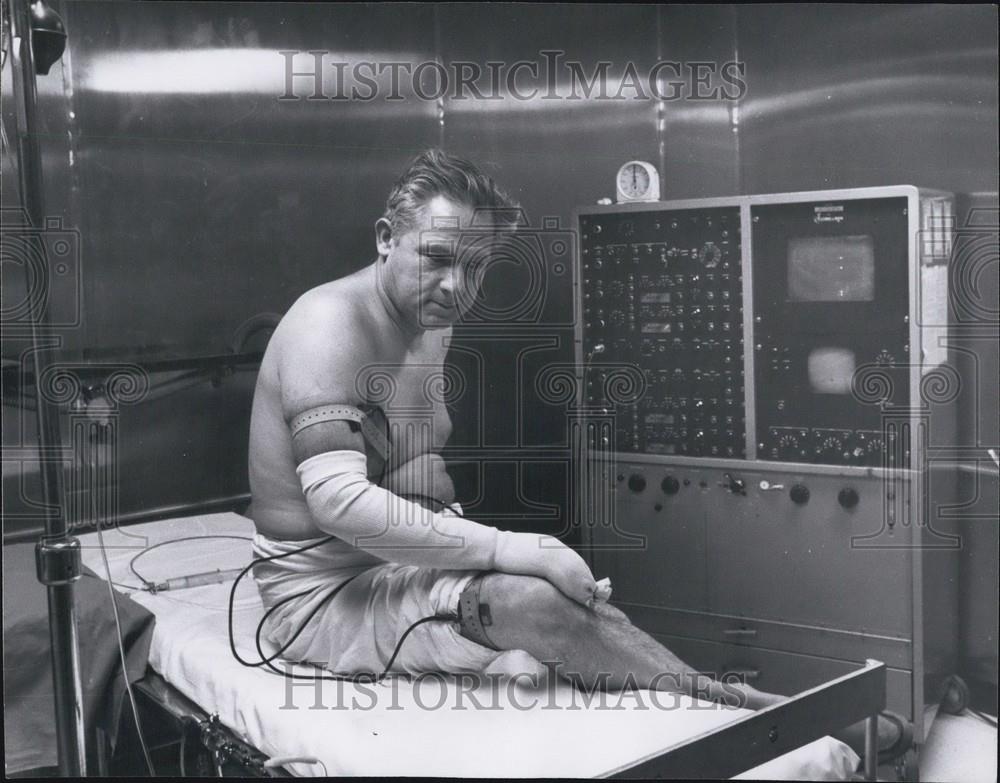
[378,195,490,330]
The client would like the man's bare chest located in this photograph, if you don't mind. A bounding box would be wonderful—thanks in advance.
[355,344,454,455]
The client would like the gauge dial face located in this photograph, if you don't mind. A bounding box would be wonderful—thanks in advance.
[779,433,800,451]
[618,163,650,199]
[699,241,722,268]
[865,438,885,455]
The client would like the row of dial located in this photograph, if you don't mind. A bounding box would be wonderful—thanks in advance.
[762,428,907,467]
[619,471,862,509]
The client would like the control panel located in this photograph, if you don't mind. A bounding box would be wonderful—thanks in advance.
[578,207,746,458]
[576,187,952,467]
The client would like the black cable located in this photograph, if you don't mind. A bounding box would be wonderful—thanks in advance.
[227,534,448,684]
[118,462,466,685]
[398,491,461,514]
[227,492,465,683]
[251,574,357,670]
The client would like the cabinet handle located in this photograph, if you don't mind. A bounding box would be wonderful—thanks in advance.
[723,628,757,638]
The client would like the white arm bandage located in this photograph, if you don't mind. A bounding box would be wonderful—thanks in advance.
[297,450,499,569]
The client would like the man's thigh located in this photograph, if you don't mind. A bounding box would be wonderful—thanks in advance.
[338,564,503,675]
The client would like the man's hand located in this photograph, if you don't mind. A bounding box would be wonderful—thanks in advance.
[494,532,597,606]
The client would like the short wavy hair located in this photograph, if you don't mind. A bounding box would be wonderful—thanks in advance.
[383,148,518,236]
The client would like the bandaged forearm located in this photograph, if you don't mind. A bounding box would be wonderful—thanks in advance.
[297,450,499,569]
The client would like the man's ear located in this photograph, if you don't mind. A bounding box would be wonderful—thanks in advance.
[375,218,393,259]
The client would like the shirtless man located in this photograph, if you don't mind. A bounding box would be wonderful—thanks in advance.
[246,149,906,759]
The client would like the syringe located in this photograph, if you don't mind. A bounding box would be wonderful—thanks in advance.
[150,567,246,592]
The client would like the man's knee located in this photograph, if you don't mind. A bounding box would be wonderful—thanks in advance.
[474,573,587,648]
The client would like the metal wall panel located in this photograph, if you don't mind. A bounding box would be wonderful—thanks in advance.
[4,1,443,534]
[59,0,440,356]
[735,4,999,195]
[657,4,740,199]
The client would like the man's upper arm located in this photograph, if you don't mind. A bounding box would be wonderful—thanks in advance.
[278,306,366,465]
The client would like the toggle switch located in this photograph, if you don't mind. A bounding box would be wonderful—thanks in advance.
[720,473,746,495]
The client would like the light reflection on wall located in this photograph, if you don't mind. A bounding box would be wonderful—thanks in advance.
[81,48,423,95]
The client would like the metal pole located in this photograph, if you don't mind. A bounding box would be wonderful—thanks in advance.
[863,715,878,781]
[7,0,87,775]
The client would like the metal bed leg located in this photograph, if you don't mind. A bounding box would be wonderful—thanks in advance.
[863,714,878,781]
[94,727,111,776]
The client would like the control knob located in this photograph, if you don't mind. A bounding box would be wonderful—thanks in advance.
[789,484,810,505]
[838,487,860,510]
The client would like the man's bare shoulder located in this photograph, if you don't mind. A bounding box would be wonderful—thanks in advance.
[287,267,380,340]
[275,271,376,417]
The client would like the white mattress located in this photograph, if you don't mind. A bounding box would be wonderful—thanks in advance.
[78,513,858,778]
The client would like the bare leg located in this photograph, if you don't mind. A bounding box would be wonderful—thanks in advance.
[467,573,905,756]
[471,573,779,709]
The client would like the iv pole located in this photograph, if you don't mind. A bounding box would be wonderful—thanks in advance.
[7,0,87,775]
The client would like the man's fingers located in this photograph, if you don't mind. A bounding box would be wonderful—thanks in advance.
[562,576,598,608]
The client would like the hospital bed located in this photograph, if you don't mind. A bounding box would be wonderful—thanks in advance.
[76,512,885,778]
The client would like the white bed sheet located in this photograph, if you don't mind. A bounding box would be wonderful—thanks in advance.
[78,513,858,779]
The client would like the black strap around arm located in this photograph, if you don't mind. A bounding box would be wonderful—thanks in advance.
[290,404,391,463]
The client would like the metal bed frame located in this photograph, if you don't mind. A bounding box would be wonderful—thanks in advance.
[95,658,886,779]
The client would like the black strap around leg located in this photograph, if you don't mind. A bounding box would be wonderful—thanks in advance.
[457,574,499,650]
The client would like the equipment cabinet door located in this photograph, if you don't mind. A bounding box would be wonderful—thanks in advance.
[703,470,914,636]
[589,466,709,612]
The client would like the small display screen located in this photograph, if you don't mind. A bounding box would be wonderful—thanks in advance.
[787,235,875,301]
[808,347,856,395]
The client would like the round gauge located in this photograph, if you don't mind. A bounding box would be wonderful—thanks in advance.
[819,436,844,459]
[698,241,722,268]
[875,349,896,366]
[616,160,661,203]
[779,433,800,452]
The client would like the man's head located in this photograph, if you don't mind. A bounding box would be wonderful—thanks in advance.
[374,149,518,330]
